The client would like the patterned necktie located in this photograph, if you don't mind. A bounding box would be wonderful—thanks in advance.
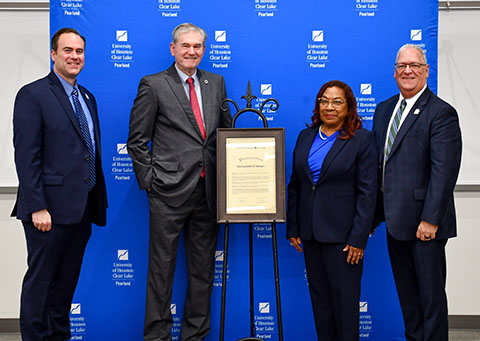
[385,99,407,160]
[72,87,96,191]
[186,78,206,139]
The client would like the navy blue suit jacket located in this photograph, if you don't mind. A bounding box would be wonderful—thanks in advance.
[372,87,462,241]
[287,127,377,249]
[12,72,107,226]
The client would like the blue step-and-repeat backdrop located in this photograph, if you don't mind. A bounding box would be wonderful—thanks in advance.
[50,0,438,340]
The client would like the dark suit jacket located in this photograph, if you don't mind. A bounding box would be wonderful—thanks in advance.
[372,87,462,241]
[287,127,377,250]
[12,71,107,226]
[127,63,231,212]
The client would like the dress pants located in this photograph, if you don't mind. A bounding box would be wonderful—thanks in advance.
[387,232,448,341]
[144,178,218,341]
[20,197,93,341]
[303,240,363,341]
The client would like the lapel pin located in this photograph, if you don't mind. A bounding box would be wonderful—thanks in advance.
[204,79,208,85]
[85,93,90,100]
[414,109,420,115]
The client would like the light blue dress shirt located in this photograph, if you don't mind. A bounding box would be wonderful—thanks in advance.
[54,72,96,152]
[174,64,205,125]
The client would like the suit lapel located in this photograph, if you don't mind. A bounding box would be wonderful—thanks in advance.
[379,95,399,164]
[197,69,214,138]
[165,64,204,142]
[80,88,96,122]
[47,72,83,139]
[317,134,348,184]
[79,86,101,154]
[300,128,317,185]
[387,88,431,160]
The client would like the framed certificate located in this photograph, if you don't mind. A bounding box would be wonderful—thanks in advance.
[217,128,285,223]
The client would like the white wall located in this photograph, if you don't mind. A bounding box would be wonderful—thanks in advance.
[446,192,480,314]
[0,6,479,319]
[0,194,25,317]
[0,8,48,318]
[0,9,49,186]
[439,10,480,185]
[439,9,480,315]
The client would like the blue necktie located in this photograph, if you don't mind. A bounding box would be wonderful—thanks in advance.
[385,99,407,160]
[72,87,96,191]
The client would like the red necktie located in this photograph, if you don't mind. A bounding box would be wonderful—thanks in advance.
[187,77,205,177]
[187,78,206,139]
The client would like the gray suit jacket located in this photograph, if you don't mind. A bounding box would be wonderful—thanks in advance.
[127,63,231,212]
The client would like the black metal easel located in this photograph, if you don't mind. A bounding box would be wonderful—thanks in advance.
[218,82,283,341]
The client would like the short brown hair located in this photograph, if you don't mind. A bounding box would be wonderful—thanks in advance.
[51,28,86,52]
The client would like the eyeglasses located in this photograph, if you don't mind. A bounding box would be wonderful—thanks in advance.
[318,98,346,108]
[395,63,427,71]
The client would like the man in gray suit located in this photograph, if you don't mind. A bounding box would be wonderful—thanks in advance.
[127,23,231,341]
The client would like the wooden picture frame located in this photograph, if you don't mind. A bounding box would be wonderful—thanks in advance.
[217,128,286,223]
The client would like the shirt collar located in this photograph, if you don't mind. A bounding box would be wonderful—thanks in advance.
[54,71,78,96]
[399,83,427,106]
[174,64,199,85]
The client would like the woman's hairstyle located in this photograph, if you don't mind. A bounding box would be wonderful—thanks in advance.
[310,80,362,139]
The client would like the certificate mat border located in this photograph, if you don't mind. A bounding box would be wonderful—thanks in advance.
[217,128,286,223]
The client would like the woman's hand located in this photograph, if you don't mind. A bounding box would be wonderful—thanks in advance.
[343,244,364,265]
[289,237,303,253]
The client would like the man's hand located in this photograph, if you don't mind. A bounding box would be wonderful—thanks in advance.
[416,220,438,241]
[32,209,52,232]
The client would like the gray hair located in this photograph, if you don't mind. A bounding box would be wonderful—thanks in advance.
[396,44,427,64]
[172,23,207,45]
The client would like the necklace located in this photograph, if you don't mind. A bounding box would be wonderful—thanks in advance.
[319,125,327,140]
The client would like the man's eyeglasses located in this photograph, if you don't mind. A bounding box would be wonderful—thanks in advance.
[318,98,345,108]
[395,63,427,71]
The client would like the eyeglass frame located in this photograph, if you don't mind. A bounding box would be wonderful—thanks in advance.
[394,63,427,71]
[318,97,346,108]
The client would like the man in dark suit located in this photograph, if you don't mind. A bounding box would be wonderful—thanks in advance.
[127,23,231,341]
[372,44,462,341]
[12,28,107,340]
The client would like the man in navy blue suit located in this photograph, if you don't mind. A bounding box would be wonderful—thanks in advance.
[12,28,107,340]
[373,44,462,341]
